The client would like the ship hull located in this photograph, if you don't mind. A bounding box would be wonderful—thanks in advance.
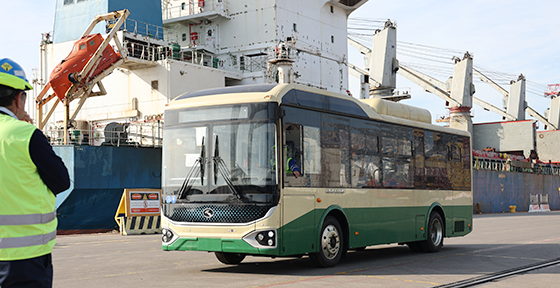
[473,169,560,213]
[53,145,161,234]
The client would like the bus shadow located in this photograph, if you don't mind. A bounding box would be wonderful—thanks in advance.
[202,243,560,277]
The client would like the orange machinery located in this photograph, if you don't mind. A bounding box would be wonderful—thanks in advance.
[35,9,130,137]
[49,33,120,100]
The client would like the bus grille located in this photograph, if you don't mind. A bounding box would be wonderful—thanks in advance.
[164,204,273,223]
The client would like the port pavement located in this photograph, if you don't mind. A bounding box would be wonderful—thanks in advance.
[53,211,560,287]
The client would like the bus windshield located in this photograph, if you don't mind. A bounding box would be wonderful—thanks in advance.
[163,104,278,205]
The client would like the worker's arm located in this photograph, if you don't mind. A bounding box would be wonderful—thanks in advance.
[287,158,300,178]
[29,129,71,195]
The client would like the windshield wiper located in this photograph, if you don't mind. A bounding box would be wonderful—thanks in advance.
[178,136,205,199]
[213,135,246,200]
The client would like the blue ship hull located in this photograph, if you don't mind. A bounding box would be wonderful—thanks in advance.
[53,145,161,233]
[473,170,560,213]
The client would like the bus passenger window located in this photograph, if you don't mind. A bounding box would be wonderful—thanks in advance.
[303,126,321,186]
[396,138,414,188]
[284,124,303,186]
[413,129,426,189]
[351,132,380,188]
[451,144,461,162]
[340,129,351,187]
[382,137,397,187]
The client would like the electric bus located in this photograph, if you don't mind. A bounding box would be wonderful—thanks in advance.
[161,83,472,267]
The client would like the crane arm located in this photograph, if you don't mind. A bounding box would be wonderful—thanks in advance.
[348,63,381,87]
[471,97,516,121]
[526,106,557,130]
[397,64,461,106]
[473,68,509,97]
[347,37,371,55]
[348,63,368,78]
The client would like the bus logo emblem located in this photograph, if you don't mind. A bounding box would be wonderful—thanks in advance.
[203,208,215,219]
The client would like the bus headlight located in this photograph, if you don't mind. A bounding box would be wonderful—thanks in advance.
[243,229,277,249]
[256,231,275,246]
[162,228,174,243]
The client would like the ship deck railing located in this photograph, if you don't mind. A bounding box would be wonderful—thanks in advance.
[162,0,230,21]
[117,17,248,74]
[121,18,180,43]
[473,157,560,176]
[44,118,163,148]
[121,38,242,73]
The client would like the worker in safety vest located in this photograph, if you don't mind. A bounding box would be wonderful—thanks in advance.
[271,145,300,178]
[0,58,70,288]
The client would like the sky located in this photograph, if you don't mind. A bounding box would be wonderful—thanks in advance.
[1,0,559,128]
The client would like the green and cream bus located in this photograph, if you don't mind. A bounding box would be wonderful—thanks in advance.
[161,83,472,267]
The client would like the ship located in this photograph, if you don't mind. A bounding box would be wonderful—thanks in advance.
[36,0,558,233]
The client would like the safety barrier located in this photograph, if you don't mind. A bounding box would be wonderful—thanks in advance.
[114,189,162,235]
[528,194,551,213]
[116,215,161,235]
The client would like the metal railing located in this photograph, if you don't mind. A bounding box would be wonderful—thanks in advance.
[44,118,163,148]
[120,33,239,71]
[176,50,215,67]
[122,18,180,43]
[124,41,222,69]
[473,157,560,176]
[162,0,229,21]
[124,41,167,62]
[114,17,244,72]
[240,54,268,73]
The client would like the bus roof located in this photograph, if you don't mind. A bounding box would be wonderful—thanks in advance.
[167,83,470,137]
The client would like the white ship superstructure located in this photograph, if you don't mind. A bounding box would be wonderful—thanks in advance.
[39,0,367,130]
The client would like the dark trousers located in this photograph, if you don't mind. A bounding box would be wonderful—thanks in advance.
[0,254,53,288]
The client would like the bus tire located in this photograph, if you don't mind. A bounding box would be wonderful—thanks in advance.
[309,216,344,267]
[215,252,246,265]
[420,212,444,252]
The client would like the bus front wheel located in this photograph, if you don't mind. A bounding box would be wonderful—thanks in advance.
[215,252,246,265]
[420,212,444,252]
[310,216,344,267]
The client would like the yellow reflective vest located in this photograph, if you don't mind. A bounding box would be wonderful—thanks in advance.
[0,114,57,261]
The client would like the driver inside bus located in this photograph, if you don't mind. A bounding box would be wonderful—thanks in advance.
[271,145,300,178]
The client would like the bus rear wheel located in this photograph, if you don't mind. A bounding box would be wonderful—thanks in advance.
[420,212,444,252]
[310,216,344,267]
[215,252,246,265]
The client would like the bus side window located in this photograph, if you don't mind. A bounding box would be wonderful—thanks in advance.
[381,136,397,187]
[303,126,321,186]
[451,143,461,162]
[413,129,426,189]
[285,123,303,176]
[365,134,381,187]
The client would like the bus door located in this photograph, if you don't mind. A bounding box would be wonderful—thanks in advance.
[280,123,316,256]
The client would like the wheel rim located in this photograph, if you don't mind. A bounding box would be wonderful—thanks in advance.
[320,224,340,260]
[431,218,443,246]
